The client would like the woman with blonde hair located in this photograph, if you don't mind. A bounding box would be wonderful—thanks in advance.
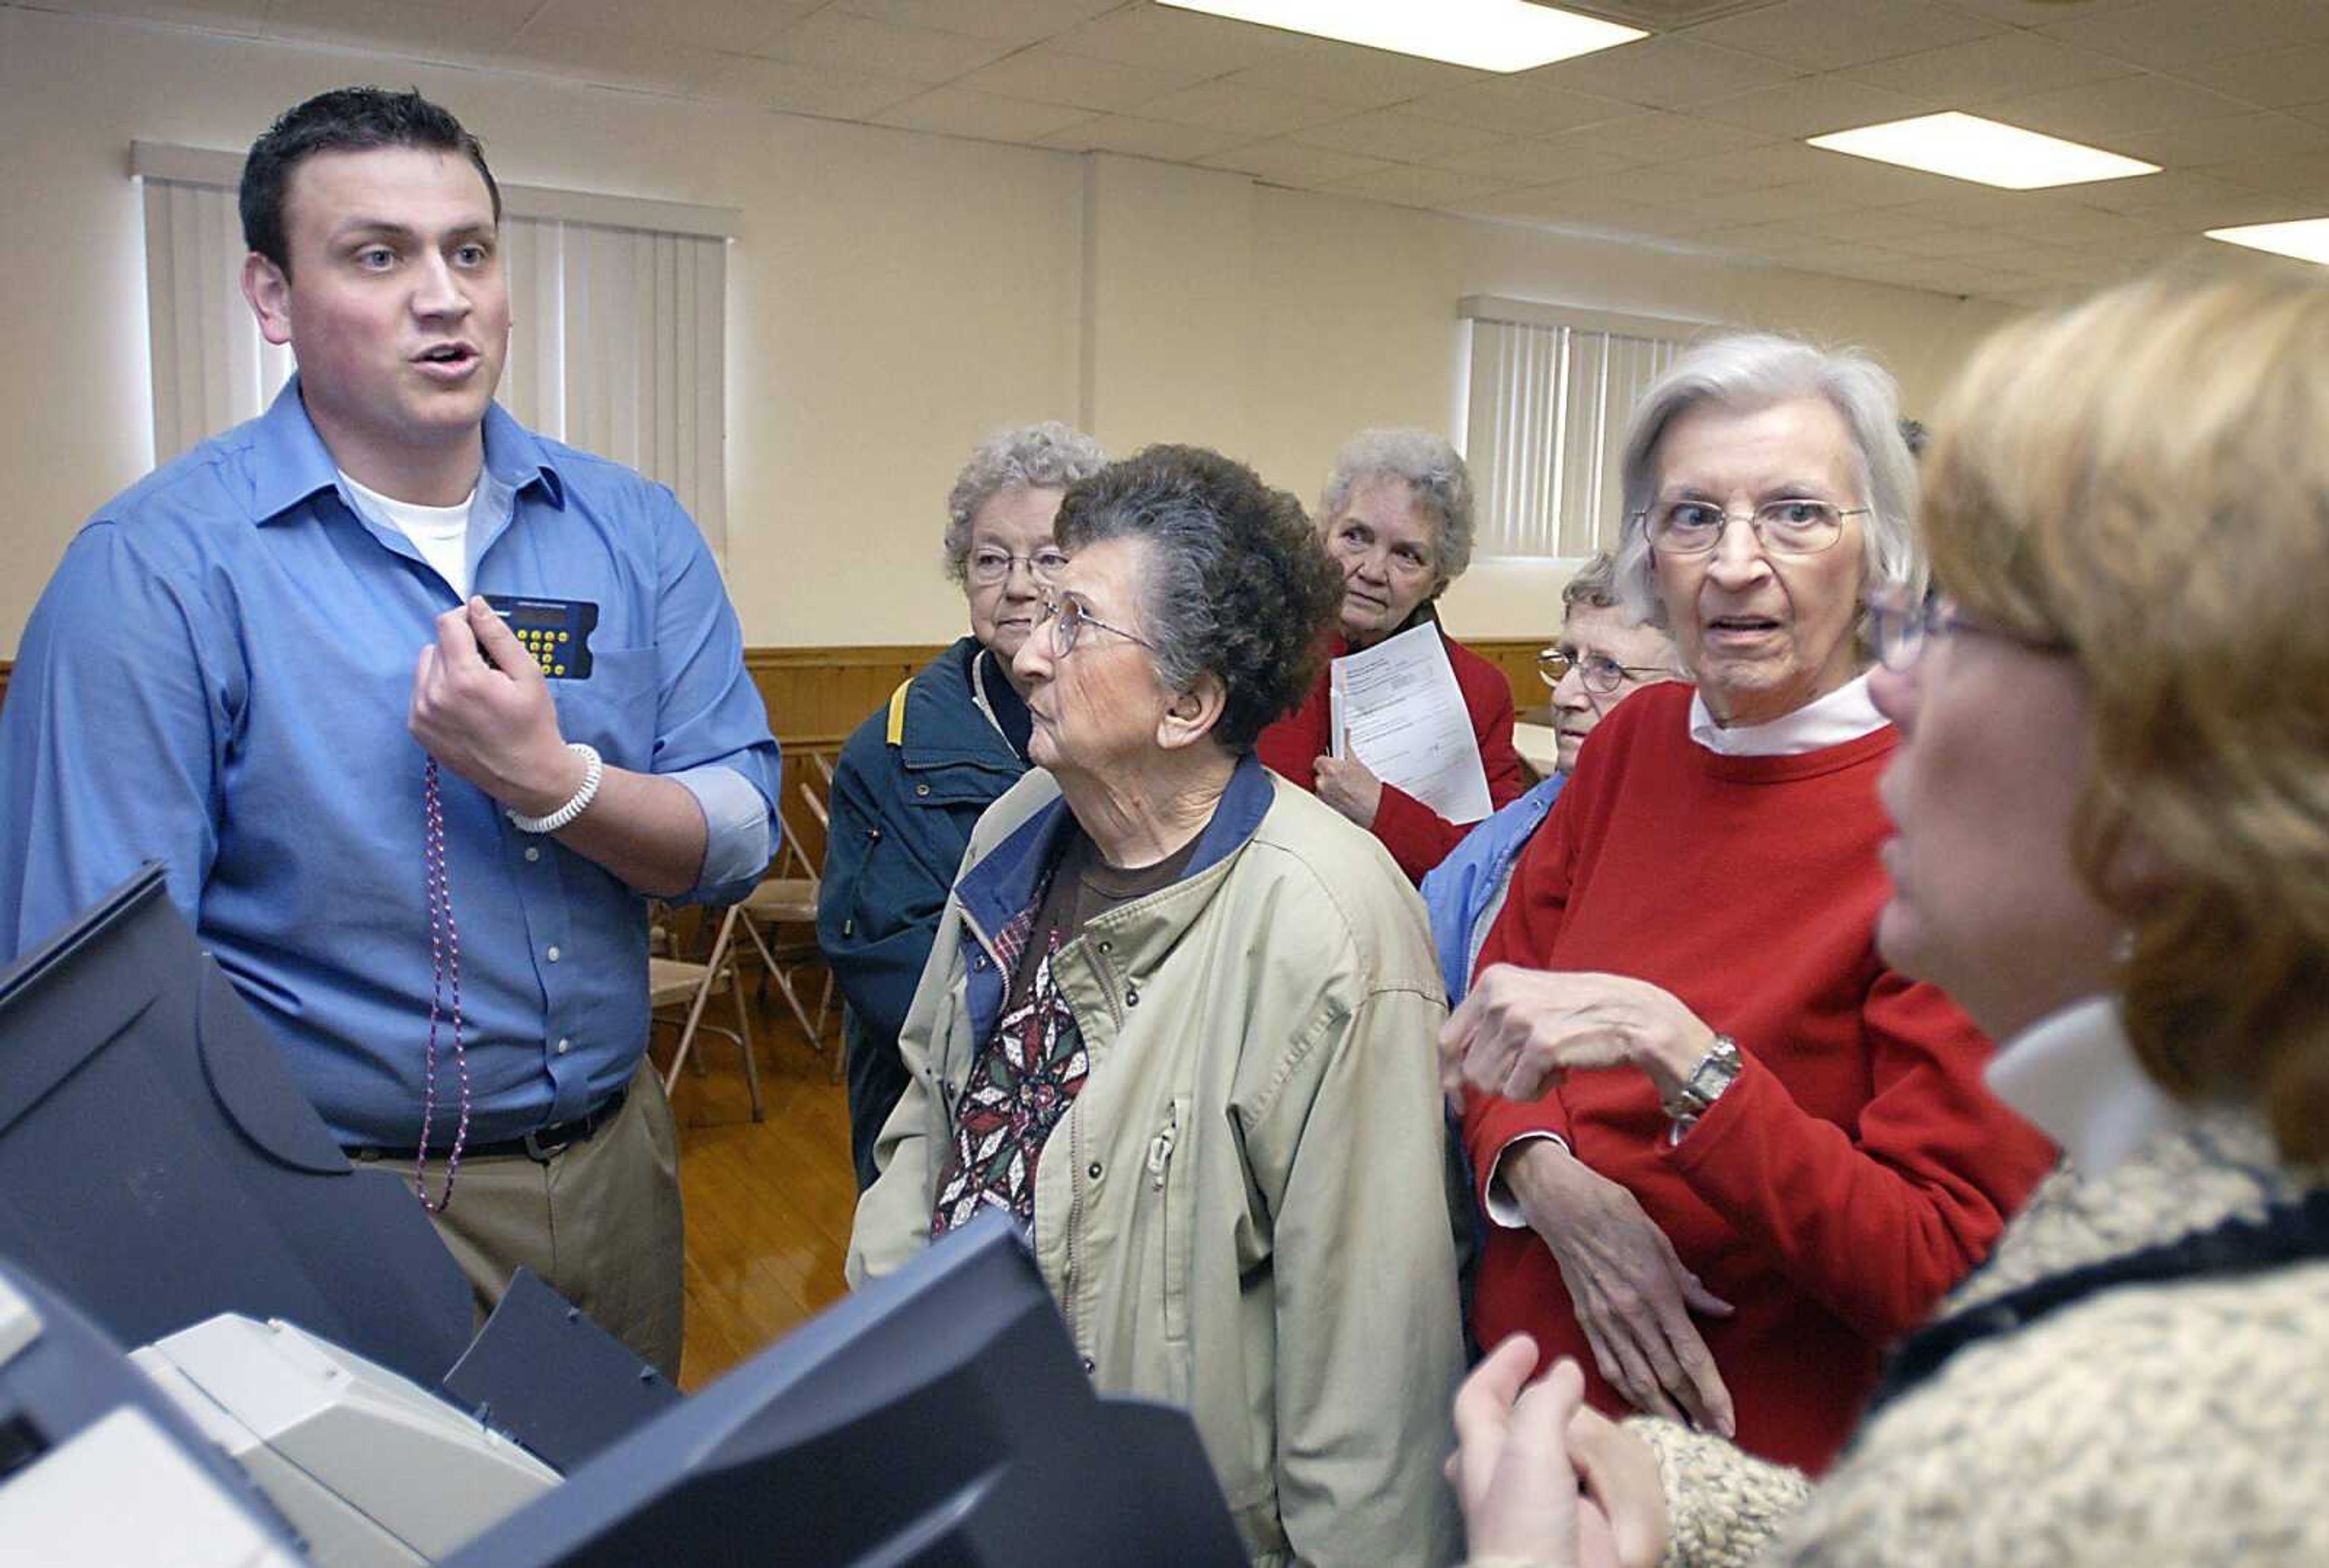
[1447,272,2329,1567]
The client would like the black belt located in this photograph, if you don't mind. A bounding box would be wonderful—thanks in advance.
[344,1084,629,1165]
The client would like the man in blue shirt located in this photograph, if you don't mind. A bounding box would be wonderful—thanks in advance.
[1420,553,1677,1006]
[0,89,779,1378]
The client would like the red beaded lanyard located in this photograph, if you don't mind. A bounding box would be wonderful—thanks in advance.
[415,756,472,1211]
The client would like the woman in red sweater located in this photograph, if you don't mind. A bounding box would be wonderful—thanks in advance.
[1445,335,2056,1474]
[1256,428,1528,881]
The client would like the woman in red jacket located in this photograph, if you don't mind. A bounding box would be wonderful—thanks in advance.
[1256,428,1528,881]
[1445,334,2056,1475]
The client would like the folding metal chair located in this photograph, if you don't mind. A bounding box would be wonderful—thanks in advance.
[650,903,762,1120]
[734,778,839,1077]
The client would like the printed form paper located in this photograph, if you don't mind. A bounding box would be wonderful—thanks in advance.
[1328,621,1493,826]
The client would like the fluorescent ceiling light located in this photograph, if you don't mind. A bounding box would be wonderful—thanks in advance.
[1806,112,2158,190]
[1155,1,1645,73]
[2206,218,2329,265]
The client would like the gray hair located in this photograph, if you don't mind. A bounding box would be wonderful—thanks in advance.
[941,421,1106,584]
[1561,550,1622,613]
[1320,427,1477,587]
[1610,333,1923,634]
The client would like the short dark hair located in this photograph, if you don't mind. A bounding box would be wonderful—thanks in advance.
[241,87,501,275]
[1055,445,1343,753]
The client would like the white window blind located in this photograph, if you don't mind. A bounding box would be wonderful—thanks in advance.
[1458,296,1699,561]
[131,141,738,557]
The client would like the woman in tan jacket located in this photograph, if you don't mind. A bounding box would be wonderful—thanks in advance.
[850,444,1466,1566]
[1443,275,2329,1567]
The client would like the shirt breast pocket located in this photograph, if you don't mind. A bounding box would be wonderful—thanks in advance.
[549,645,659,772]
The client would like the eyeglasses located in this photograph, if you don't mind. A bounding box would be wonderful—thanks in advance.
[1538,649,1669,695]
[1036,597,1155,658]
[1636,499,1869,557]
[968,547,1069,587]
[1865,587,2075,671]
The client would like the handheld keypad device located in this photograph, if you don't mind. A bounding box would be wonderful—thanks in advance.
[483,595,598,679]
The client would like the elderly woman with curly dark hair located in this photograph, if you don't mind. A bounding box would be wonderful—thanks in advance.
[1448,274,2329,1568]
[849,445,1464,1566]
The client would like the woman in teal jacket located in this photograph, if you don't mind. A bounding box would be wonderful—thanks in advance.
[818,423,1103,1189]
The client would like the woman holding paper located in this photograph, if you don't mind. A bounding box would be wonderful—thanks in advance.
[1257,428,1528,881]
[1448,334,2054,1474]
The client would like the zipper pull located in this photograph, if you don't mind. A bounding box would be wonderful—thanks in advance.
[1147,1108,1178,1190]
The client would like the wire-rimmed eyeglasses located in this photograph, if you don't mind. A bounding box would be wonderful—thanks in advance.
[1636,499,1869,557]
[1865,587,2075,670]
[1035,597,1155,658]
[967,546,1069,587]
[1539,649,1669,695]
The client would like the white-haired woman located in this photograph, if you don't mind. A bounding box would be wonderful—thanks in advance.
[1257,428,1528,881]
[1451,273,2329,1568]
[1448,335,2054,1473]
[819,422,1104,1191]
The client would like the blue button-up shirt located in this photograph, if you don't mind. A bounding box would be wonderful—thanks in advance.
[0,382,781,1145]
[1418,772,1564,1008]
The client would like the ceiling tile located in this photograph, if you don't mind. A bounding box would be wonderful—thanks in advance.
[523,0,812,52]
[1137,81,1350,138]
[870,87,1100,143]
[2112,111,2329,167]
[505,21,736,93]
[1943,0,2154,27]
[2179,44,2329,109]
[1880,184,2084,230]
[264,0,526,59]
[1402,78,1639,138]
[1792,153,1976,209]
[1292,109,1512,163]
[1693,76,1935,140]
[1213,38,1489,108]
[952,45,1204,113]
[1424,138,1636,185]
[1684,140,1844,189]
[1038,115,1250,161]
[1968,243,2124,283]
[1688,0,2003,73]
[2062,168,2312,220]
[1978,203,2165,248]
[1044,4,1303,76]
[1462,180,1689,230]
[756,11,1017,83]
[1320,164,1511,208]
[1988,70,2253,145]
[1526,36,1806,110]
[1872,225,2030,258]
[1544,109,1775,163]
[1683,181,1864,224]
[1796,205,1953,244]
[2038,0,2329,71]
[696,52,931,118]
[830,0,1120,46]
[2197,151,2329,200]
[1587,160,1750,204]
[41,0,265,33]
[1197,140,1395,187]
[1845,32,2140,104]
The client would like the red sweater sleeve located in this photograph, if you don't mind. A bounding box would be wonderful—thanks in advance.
[1371,637,1528,881]
[1459,765,1578,1194]
[1664,971,2058,1342]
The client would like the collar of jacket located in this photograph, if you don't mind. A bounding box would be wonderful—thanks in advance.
[899,638,1027,781]
[952,750,1274,1044]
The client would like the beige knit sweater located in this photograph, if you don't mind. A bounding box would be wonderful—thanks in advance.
[1635,1105,2329,1567]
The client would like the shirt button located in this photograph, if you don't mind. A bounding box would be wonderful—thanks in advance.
[1096,940,1112,955]
[556,1037,571,1055]
[524,846,540,863]
[1124,984,1139,1006]
[1087,1160,1103,1180]
[1080,1356,1095,1375]
[546,946,562,963]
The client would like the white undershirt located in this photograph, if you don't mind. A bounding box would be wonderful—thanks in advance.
[340,469,477,599]
[1687,670,1887,755]
[1984,994,2192,1179]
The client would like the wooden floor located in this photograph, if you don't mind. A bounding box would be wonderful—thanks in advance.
[657,985,858,1393]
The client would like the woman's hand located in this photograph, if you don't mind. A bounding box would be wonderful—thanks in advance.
[1313,753,1385,828]
[1441,966,1718,1112]
[1450,1339,1670,1568]
[1504,1140,1736,1436]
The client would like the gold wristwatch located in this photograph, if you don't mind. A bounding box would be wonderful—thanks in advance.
[1661,1034,1743,1126]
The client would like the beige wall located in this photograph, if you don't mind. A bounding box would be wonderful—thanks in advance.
[0,5,2015,656]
